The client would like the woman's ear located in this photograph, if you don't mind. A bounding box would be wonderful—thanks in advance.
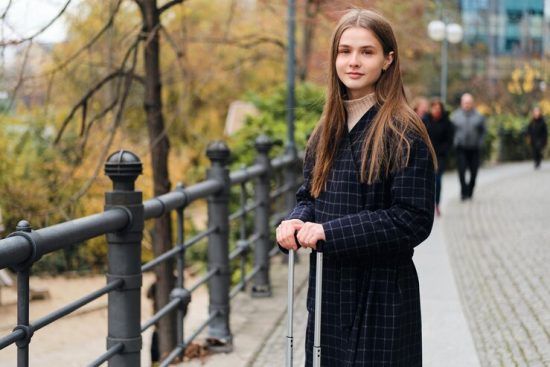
[383,51,394,71]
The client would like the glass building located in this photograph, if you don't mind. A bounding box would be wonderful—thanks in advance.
[460,0,545,56]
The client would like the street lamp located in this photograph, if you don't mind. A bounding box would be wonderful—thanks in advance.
[428,20,463,104]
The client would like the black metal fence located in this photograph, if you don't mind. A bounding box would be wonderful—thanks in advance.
[0,135,301,367]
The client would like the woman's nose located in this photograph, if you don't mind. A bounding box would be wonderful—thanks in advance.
[349,52,360,67]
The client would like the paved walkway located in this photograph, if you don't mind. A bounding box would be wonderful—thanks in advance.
[443,163,550,366]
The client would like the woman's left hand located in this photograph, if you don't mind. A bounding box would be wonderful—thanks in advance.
[296,222,326,250]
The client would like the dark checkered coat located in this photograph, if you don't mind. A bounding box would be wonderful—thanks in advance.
[285,107,435,366]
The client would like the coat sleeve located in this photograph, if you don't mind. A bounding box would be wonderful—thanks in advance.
[321,138,435,257]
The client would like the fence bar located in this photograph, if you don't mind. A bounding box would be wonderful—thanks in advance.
[228,200,262,222]
[141,226,217,272]
[238,182,248,292]
[0,209,129,270]
[104,150,144,367]
[270,183,293,200]
[252,135,274,297]
[142,179,222,219]
[188,267,219,293]
[16,269,30,367]
[160,310,220,367]
[186,310,219,349]
[141,298,181,332]
[205,141,233,352]
[9,221,34,367]
[33,279,123,332]
[228,233,261,261]
[87,342,124,367]
[0,329,25,349]
[229,163,266,185]
[271,153,295,169]
[159,345,185,367]
[176,183,186,349]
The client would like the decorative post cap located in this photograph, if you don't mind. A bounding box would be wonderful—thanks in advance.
[206,141,231,164]
[16,220,32,232]
[255,134,273,153]
[105,150,142,190]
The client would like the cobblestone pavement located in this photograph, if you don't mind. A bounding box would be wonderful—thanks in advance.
[251,263,309,367]
[443,166,550,367]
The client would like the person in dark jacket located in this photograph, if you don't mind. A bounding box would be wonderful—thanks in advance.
[424,99,454,216]
[526,106,548,169]
[276,9,436,367]
[450,93,486,200]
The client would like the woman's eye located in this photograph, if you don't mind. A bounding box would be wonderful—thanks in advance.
[338,49,349,54]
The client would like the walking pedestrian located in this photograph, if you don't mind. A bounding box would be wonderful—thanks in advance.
[424,99,454,216]
[276,9,436,366]
[526,106,548,169]
[450,93,486,200]
[412,96,430,121]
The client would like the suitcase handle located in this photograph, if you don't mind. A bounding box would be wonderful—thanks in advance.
[286,231,324,367]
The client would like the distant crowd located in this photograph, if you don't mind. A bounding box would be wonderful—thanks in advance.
[412,93,547,216]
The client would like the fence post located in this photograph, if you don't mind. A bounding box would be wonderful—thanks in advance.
[9,220,35,367]
[104,150,144,367]
[205,141,233,352]
[252,134,274,297]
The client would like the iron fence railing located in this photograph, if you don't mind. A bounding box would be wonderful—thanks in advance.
[0,135,301,367]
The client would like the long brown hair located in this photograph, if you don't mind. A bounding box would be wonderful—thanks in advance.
[307,9,436,198]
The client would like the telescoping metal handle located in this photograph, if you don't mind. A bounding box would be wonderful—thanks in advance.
[286,232,324,367]
[286,248,296,367]
[313,241,323,367]
[285,232,300,367]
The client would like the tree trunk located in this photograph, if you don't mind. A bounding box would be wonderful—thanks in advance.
[299,0,321,82]
[142,0,177,359]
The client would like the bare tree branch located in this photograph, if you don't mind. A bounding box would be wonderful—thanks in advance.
[0,0,14,20]
[7,40,33,111]
[79,98,119,154]
[158,0,186,15]
[45,0,124,75]
[188,35,286,50]
[53,69,141,144]
[54,33,144,145]
[224,0,237,38]
[0,0,72,46]
[60,40,140,208]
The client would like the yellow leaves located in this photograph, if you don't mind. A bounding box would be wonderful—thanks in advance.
[477,103,491,116]
[507,63,542,95]
[537,100,550,115]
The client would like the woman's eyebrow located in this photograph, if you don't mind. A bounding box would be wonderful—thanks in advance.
[338,44,377,49]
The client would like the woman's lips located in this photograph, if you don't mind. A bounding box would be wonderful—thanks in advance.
[347,72,364,79]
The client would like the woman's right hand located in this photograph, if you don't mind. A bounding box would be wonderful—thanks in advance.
[276,219,304,251]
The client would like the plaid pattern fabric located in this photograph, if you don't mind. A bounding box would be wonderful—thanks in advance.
[286,107,435,366]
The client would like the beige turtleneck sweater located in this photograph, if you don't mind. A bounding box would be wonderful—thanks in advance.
[344,93,376,131]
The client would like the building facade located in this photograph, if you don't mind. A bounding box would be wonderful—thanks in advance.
[458,0,546,80]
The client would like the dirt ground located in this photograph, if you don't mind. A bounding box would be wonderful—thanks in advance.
[0,271,209,367]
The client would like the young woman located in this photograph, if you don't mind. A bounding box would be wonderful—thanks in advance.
[276,9,436,366]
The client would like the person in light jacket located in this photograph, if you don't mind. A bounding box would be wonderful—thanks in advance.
[450,93,486,200]
[277,9,436,366]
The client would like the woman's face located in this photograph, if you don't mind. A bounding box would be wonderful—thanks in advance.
[533,107,541,119]
[431,103,442,120]
[335,27,393,100]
